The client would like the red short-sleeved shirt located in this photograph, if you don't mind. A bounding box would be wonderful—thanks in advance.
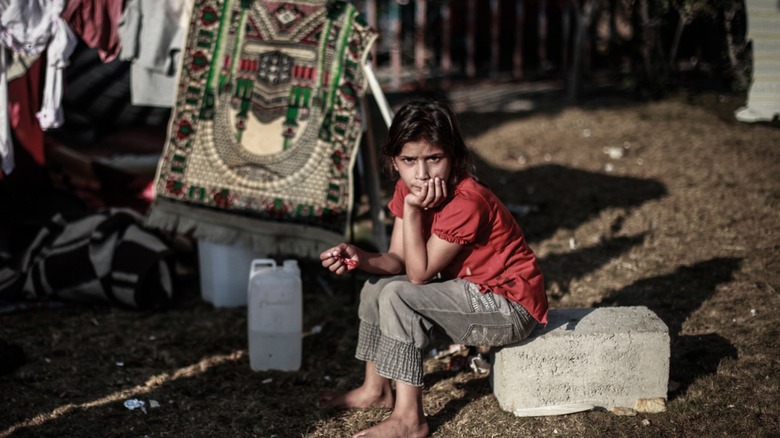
[388,176,548,324]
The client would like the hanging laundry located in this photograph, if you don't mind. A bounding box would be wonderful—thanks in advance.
[1,49,38,83]
[61,0,125,63]
[0,45,10,174]
[118,0,194,108]
[6,55,45,168]
[0,0,77,174]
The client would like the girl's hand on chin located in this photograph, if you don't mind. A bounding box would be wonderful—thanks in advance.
[406,177,448,211]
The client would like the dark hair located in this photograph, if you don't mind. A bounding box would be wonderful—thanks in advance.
[382,99,475,182]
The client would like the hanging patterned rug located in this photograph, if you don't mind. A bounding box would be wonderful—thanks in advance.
[146,0,376,257]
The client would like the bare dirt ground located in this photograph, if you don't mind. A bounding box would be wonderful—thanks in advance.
[1,87,779,437]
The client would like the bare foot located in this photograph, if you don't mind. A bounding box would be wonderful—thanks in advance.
[318,384,394,410]
[351,414,429,438]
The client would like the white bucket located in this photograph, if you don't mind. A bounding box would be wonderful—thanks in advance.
[247,259,302,371]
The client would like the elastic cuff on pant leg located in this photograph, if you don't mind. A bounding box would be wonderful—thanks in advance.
[374,335,424,387]
[355,321,381,362]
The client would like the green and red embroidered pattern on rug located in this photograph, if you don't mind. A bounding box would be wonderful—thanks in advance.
[146,0,376,256]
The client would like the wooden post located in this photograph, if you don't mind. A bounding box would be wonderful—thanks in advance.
[360,63,394,252]
[366,0,377,67]
[359,96,388,253]
[567,0,593,103]
[490,0,500,78]
[514,0,524,79]
[439,1,452,87]
[389,1,402,90]
[415,0,427,87]
[562,0,570,74]
[441,0,452,81]
[538,0,548,70]
[467,0,476,78]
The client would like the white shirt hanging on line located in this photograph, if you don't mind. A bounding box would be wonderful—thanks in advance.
[0,0,77,174]
[118,0,193,108]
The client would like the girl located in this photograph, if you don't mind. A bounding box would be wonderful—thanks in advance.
[320,99,547,438]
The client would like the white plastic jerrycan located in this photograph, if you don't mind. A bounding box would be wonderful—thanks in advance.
[247,259,302,371]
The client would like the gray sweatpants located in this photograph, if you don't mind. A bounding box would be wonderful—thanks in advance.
[355,275,537,387]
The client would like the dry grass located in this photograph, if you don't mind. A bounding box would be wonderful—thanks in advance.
[2,90,779,437]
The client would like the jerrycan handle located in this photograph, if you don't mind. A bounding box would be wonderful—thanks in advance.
[249,259,277,279]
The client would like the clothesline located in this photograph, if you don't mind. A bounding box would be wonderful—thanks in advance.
[0,0,193,175]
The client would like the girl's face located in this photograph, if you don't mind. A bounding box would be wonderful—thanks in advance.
[393,140,452,195]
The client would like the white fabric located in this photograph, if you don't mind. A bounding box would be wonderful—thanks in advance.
[0,45,13,175]
[735,0,780,123]
[0,0,58,55]
[118,0,192,108]
[35,13,76,129]
[0,0,77,174]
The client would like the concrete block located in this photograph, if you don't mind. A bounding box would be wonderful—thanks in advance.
[490,306,670,416]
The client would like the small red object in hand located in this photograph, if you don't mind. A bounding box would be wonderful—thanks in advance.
[340,256,357,271]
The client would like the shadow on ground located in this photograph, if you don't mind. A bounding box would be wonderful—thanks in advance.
[477,163,668,244]
[598,257,742,398]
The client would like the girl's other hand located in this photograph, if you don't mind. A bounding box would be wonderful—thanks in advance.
[320,243,359,274]
[405,177,448,211]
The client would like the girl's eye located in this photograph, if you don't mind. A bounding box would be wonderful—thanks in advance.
[427,156,441,162]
